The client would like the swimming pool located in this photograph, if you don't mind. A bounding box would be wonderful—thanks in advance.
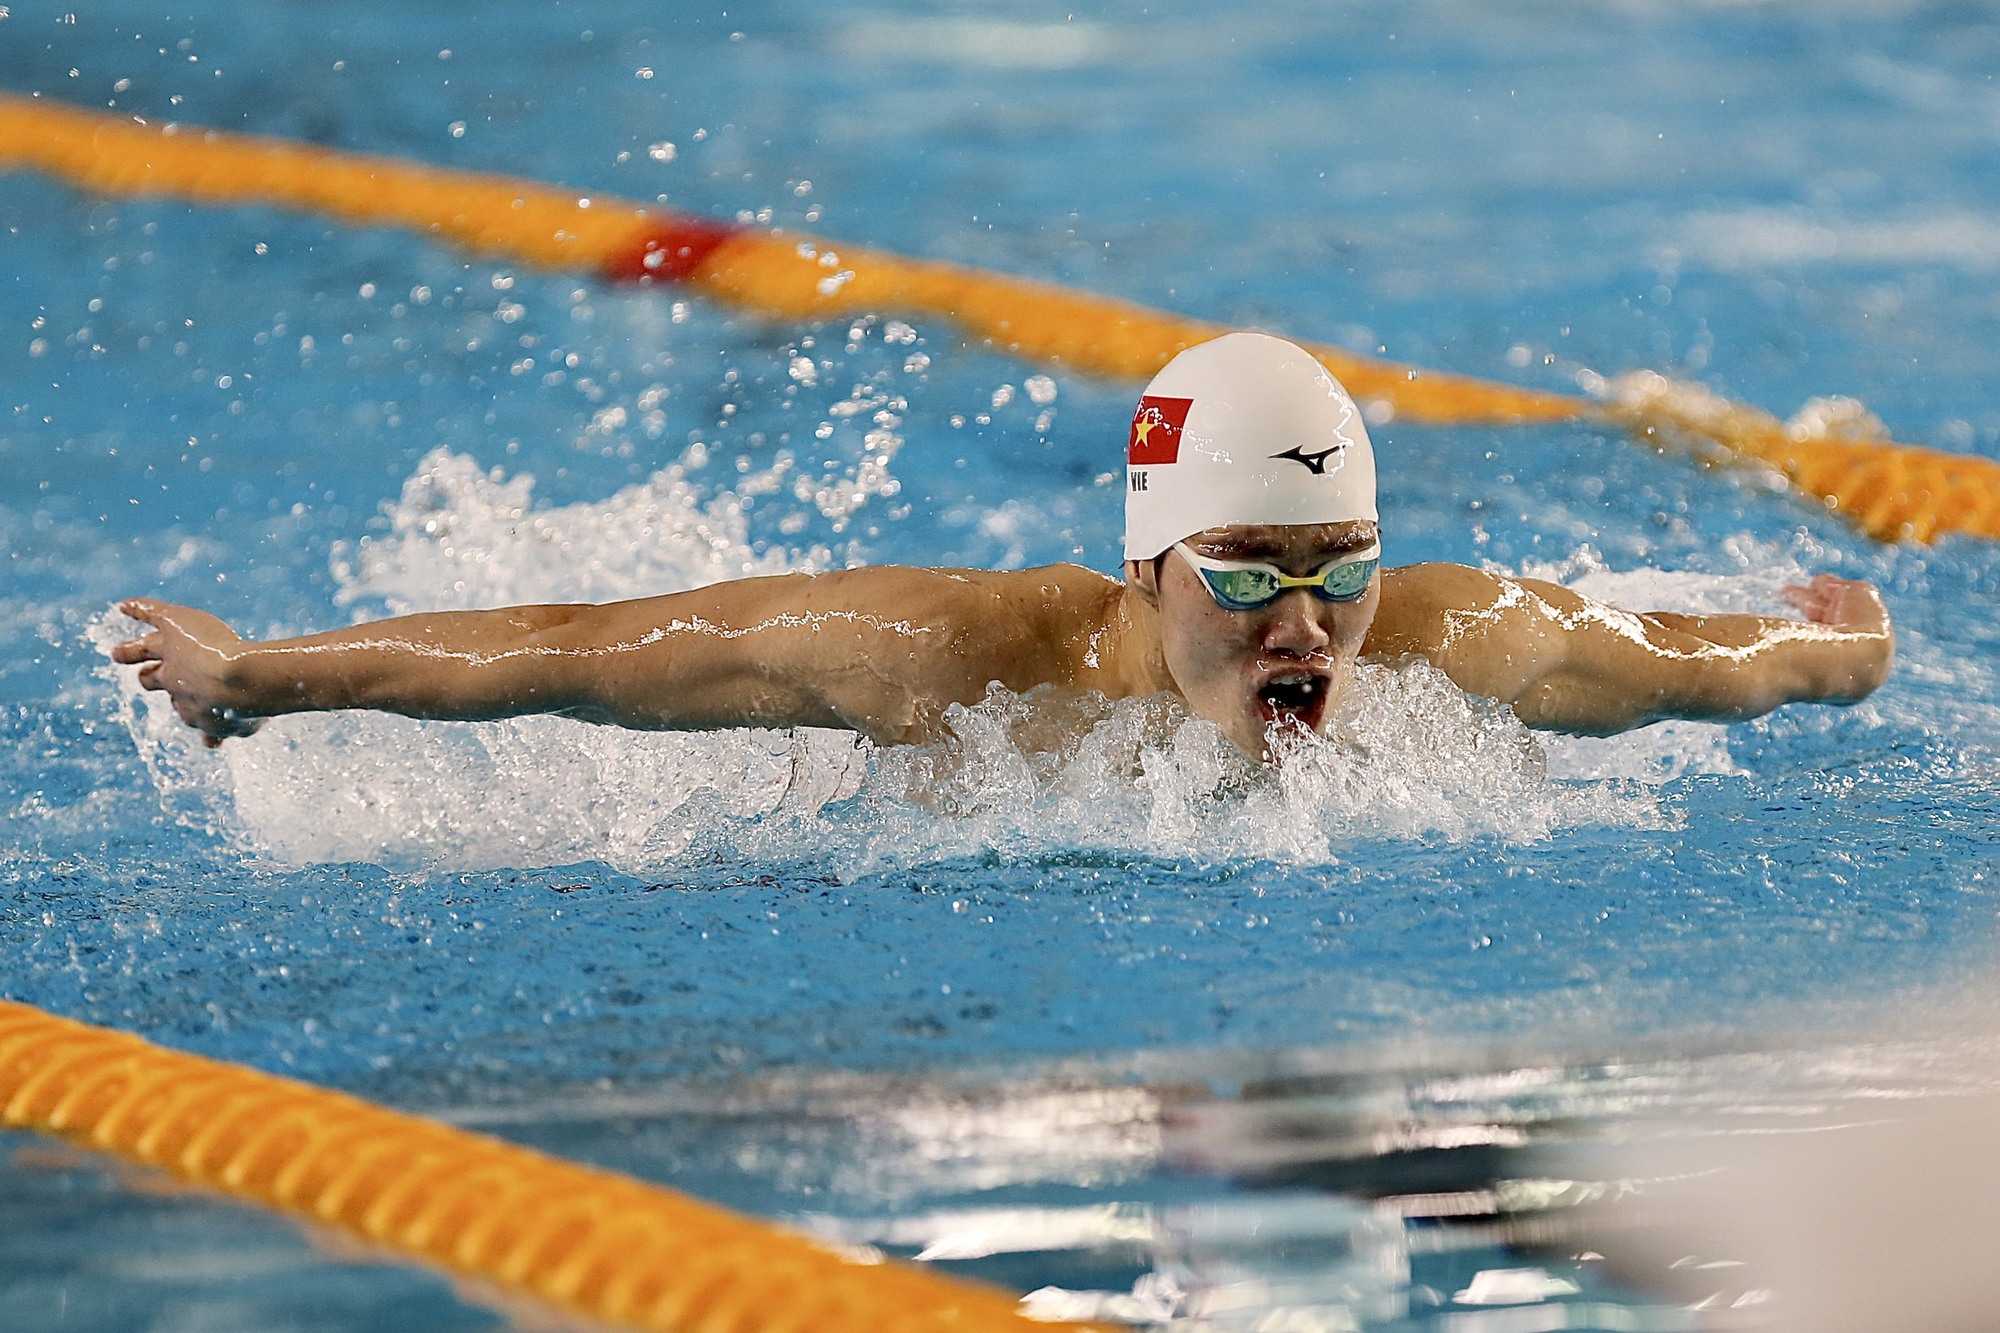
[4,0,1998,1327]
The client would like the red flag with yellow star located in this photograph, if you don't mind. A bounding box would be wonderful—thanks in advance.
[1128,395,1193,465]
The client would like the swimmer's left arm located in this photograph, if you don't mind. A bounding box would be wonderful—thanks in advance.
[1520,573,1892,733]
[1374,565,1894,734]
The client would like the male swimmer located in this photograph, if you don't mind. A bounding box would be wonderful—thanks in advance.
[112,332,1893,759]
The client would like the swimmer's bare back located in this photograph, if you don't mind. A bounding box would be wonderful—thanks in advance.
[112,561,1891,750]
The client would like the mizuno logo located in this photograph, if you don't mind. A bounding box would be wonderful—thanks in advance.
[1271,442,1344,475]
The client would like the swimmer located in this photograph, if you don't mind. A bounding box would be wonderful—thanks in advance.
[111,332,1893,759]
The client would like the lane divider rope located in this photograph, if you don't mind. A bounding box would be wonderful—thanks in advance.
[0,998,1110,1333]
[2,90,1994,541]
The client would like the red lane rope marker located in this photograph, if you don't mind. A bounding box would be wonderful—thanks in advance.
[1,91,1994,541]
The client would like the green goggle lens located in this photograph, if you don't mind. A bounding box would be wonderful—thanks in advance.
[1320,559,1377,600]
[1204,567,1285,607]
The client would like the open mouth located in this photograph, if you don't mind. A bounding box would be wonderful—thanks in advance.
[1255,671,1331,732]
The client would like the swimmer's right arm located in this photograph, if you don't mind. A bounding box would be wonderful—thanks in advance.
[112,574,991,748]
[113,597,732,748]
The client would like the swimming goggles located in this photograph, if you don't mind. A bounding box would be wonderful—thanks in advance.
[1172,540,1381,610]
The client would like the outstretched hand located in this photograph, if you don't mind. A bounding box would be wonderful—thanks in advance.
[1780,573,1890,632]
[110,599,262,748]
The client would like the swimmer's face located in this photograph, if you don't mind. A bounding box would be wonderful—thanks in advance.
[1128,521,1381,759]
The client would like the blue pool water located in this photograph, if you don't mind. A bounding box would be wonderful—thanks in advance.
[4,1,2000,1328]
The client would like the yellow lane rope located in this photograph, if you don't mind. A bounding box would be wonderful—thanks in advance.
[1,91,1994,542]
[0,999,1108,1333]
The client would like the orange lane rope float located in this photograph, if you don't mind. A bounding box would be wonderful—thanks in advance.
[1,91,1995,543]
[0,999,1110,1333]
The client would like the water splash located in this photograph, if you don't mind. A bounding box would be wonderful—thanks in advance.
[101,648,1666,875]
[329,446,816,615]
[90,452,1748,875]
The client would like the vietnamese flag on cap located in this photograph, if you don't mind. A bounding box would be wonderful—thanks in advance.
[1128,395,1193,465]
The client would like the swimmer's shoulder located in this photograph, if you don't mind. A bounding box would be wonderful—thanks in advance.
[888,564,1123,684]
[793,563,1118,671]
[963,562,1123,602]
[932,563,1124,638]
[803,562,1117,616]
[1367,562,1513,658]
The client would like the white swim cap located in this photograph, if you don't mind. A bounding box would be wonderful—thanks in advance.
[1123,332,1378,560]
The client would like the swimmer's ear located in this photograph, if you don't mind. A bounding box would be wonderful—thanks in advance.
[1125,558,1162,608]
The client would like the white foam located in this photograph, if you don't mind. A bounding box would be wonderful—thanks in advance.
[846,664,1635,873]
[330,446,811,614]
[104,657,1663,875]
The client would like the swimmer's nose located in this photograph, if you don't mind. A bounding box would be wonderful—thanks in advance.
[1260,589,1332,656]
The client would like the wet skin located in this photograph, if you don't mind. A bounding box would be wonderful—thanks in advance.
[112,523,1894,758]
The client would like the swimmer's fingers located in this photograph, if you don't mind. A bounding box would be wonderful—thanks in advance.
[1779,577,1833,620]
[109,598,248,675]
[110,599,186,670]
[114,597,180,646]
[111,597,261,744]
[111,601,163,670]
[114,597,242,648]
[1780,573,1858,621]
[110,631,162,666]
[1780,574,1888,631]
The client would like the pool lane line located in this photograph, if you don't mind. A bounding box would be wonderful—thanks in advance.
[0,999,1114,1333]
[2,91,1994,544]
